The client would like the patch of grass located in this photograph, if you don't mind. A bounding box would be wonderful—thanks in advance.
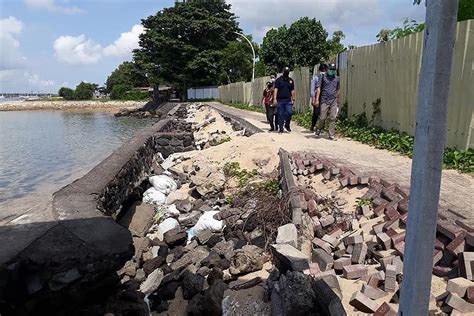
[223,161,258,187]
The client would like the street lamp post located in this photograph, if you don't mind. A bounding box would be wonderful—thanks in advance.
[234,32,256,82]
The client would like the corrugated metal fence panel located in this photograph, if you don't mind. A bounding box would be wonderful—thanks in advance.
[188,87,219,100]
[345,19,473,149]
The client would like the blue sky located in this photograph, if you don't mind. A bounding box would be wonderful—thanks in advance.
[0,0,425,93]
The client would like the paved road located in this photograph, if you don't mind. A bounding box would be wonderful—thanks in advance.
[209,102,474,221]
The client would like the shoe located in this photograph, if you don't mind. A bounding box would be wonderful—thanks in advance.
[278,129,284,134]
[315,129,322,136]
[310,126,315,132]
[329,136,336,141]
[285,125,291,132]
[269,127,275,132]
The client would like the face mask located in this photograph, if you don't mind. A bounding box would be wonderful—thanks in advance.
[328,69,336,76]
[271,78,275,83]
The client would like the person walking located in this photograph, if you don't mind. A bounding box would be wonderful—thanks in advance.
[314,63,340,140]
[310,63,328,131]
[262,81,277,131]
[273,67,295,133]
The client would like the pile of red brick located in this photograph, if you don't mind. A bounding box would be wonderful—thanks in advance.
[289,152,473,314]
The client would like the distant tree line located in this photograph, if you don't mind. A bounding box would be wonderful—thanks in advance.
[58,82,98,101]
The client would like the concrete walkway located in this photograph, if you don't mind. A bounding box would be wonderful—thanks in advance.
[208,102,474,221]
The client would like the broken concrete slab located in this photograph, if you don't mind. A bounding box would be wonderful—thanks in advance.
[271,244,309,272]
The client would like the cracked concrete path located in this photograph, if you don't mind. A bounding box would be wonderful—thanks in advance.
[208,102,474,221]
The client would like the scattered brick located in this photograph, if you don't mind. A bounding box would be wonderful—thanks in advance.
[445,293,474,314]
[391,232,406,246]
[343,264,368,279]
[334,256,352,271]
[361,188,379,200]
[369,176,381,185]
[400,213,408,224]
[358,176,369,185]
[437,220,464,240]
[329,228,343,238]
[384,217,400,231]
[313,238,333,254]
[373,203,388,216]
[303,160,311,166]
[330,167,340,175]
[368,275,382,288]
[392,256,404,274]
[385,206,400,220]
[309,262,321,276]
[379,256,394,270]
[395,186,409,199]
[373,197,389,208]
[459,252,474,281]
[381,188,401,202]
[446,232,466,256]
[312,249,334,271]
[360,205,373,218]
[346,244,354,255]
[467,286,474,304]
[380,179,391,188]
[352,243,368,264]
[374,302,397,316]
[322,169,331,180]
[349,176,359,186]
[384,264,398,292]
[373,222,385,234]
[397,198,409,213]
[320,215,335,227]
[349,291,379,313]
[339,175,349,187]
[344,234,364,246]
[322,234,339,248]
[362,284,388,300]
[435,238,445,250]
[307,199,318,215]
[394,241,405,257]
[447,277,473,297]
[377,232,392,250]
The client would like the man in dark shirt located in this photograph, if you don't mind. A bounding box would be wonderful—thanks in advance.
[315,63,340,140]
[273,67,295,133]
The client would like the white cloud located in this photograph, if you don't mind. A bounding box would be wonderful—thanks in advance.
[0,69,55,92]
[103,24,144,57]
[53,35,103,65]
[24,0,85,14]
[0,17,27,70]
[53,24,144,65]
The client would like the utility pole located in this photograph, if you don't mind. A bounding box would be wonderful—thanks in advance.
[399,1,459,315]
[234,32,256,82]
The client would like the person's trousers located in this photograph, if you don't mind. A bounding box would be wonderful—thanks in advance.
[277,101,293,131]
[311,105,321,130]
[265,105,277,130]
[317,103,338,136]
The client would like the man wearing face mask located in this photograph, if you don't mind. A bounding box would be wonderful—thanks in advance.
[314,63,340,140]
[310,63,328,131]
[273,67,295,133]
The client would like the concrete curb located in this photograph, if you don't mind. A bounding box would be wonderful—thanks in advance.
[206,103,264,136]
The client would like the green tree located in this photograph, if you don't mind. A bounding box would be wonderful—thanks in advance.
[261,17,328,73]
[376,19,424,42]
[74,82,96,100]
[254,60,267,78]
[218,36,258,83]
[58,87,75,100]
[106,61,148,93]
[327,30,346,57]
[133,1,240,94]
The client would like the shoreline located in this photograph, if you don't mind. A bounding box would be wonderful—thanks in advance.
[0,100,145,112]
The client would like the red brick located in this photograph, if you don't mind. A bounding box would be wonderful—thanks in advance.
[400,213,408,224]
[437,220,464,240]
[373,197,389,208]
[379,255,394,270]
[467,286,474,304]
[382,188,401,202]
[373,222,385,234]
[384,217,400,231]
[373,203,388,216]
[432,265,455,277]
[349,176,359,186]
[349,291,379,313]
[392,256,404,274]
[352,243,368,264]
[343,264,368,279]
[362,284,388,300]
[320,215,335,227]
[391,232,406,245]
[377,232,392,250]
[322,234,339,248]
[312,238,332,254]
[385,228,398,238]
[435,238,445,250]
[467,232,474,247]
[446,232,466,255]
[369,176,381,185]
[322,169,331,180]
[385,206,400,220]
[307,199,318,216]
[433,249,443,266]
[329,228,343,238]
[374,302,397,316]
[339,175,349,187]
[361,188,379,200]
[380,179,391,188]
[395,186,409,199]
[384,264,398,292]
[397,198,409,213]
[358,176,369,185]
[368,275,381,288]
[330,167,340,175]
[334,256,352,270]
[394,241,405,257]
[343,234,364,246]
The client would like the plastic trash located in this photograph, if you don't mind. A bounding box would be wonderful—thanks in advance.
[142,187,166,205]
[149,175,177,195]
[156,218,180,241]
[188,210,224,241]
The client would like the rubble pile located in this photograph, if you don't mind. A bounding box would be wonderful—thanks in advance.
[283,151,474,315]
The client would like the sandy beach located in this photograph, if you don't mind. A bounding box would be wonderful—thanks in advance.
[0,100,145,112]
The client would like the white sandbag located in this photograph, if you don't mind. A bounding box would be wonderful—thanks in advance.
[149,175,177,195]
[188,211,224,240]
[165,204,180,217]
[156,218,179,241]
[142,187,166,205]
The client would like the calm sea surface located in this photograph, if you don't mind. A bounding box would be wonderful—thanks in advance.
[0,110,155,210]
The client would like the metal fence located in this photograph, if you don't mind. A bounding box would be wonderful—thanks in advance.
[187,86,219,100]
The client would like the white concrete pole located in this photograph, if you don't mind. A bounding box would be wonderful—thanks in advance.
[235,32,256,82]
[399,1,459,315]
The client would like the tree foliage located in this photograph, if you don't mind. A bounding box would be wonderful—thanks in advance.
[58,87,75,100]
[218,36,258,83]
[133,0,240,91]
[377,19,424,42]
[261,17,328,73]
[458,0,474,21]
[327,31,346,57]
[74,82,96,100]
[106,61,148,93]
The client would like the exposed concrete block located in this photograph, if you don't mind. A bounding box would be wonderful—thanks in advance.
[271,244,309,272]
[276,223,298,248]
[349,291,379,313]
[445,293,474,313]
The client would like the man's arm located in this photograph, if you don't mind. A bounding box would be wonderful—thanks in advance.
[291,89,296,103]
[315,87,321,107]
[273,88,278,106]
